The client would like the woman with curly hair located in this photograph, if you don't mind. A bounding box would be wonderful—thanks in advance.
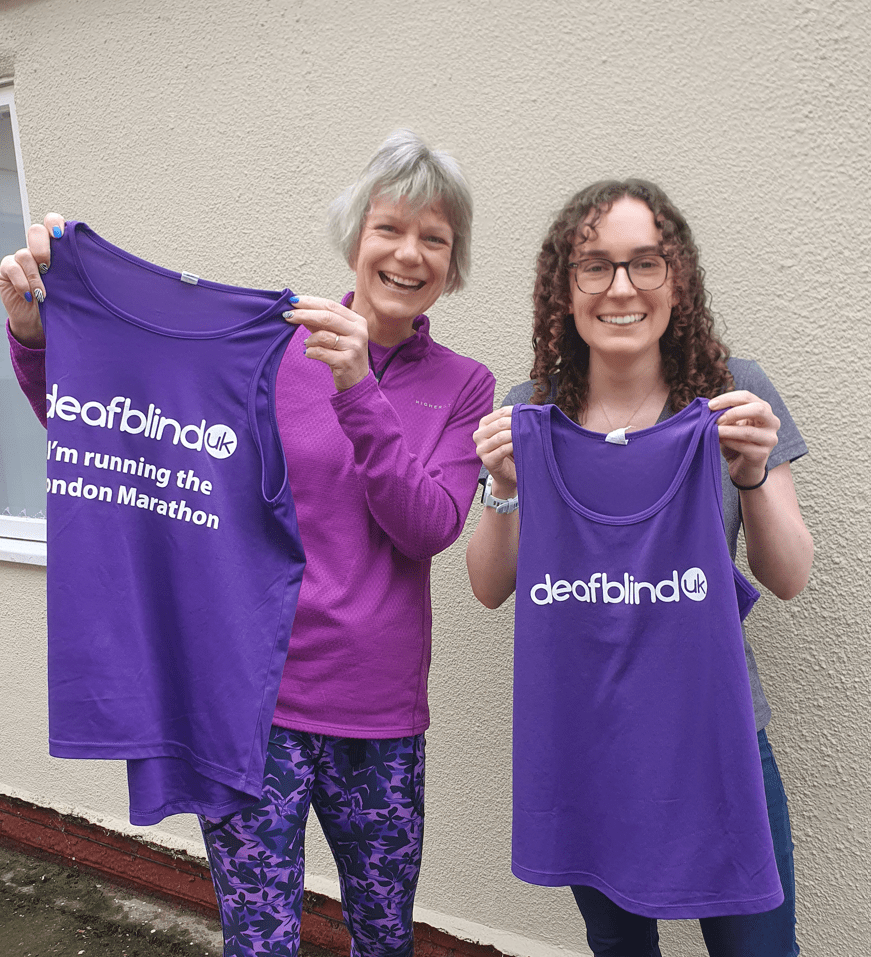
[467,180,812,957]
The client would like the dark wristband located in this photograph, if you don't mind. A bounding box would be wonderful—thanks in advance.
[731,465,769,491]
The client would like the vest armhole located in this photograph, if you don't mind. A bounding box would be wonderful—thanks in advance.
[251,329,295,505]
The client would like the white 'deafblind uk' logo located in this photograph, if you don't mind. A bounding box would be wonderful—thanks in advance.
[530,567,710,606]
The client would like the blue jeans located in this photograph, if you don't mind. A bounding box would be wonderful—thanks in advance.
[572,729,798,957]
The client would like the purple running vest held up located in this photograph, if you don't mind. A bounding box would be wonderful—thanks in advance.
[41,223,306,825]
[511,399,784,918]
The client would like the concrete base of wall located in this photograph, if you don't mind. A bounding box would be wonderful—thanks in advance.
[0,793,507,957]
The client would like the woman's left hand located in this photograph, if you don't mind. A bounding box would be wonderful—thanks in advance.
[708,390,780,488]
[285,296,370,392]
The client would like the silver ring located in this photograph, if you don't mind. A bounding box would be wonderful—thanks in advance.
[333,334,340,349]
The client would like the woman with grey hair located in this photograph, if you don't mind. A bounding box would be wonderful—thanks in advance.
[2,129,495,957]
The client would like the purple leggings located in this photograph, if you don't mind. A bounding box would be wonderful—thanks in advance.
[199,726,425,957]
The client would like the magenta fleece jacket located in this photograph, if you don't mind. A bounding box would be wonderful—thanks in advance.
[9,303,495,738]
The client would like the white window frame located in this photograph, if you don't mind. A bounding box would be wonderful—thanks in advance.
[0,515,46,564]
[1,83,46,566]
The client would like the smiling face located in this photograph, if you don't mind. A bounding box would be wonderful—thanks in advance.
[569,196,675,365]
[350,194,454,345]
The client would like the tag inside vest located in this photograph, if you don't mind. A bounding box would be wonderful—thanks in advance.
[605,427,630,445]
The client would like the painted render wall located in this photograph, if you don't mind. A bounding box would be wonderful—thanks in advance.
[0,0,868,954]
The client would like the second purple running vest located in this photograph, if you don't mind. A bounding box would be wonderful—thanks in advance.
[511,399,784,918]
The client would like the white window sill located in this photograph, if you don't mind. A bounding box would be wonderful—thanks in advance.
[0,517,47,566]
[0,537,47,565]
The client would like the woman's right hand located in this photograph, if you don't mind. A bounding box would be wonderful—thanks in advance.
[467,405,520,609]
[473,405,516,498]
[0,213,65,348]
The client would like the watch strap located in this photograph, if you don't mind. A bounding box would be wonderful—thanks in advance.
[482,473,519,514]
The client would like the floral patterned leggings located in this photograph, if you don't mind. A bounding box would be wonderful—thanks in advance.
[199,726,425,957]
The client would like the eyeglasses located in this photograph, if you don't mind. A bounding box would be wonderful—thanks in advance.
[568,254,669,295]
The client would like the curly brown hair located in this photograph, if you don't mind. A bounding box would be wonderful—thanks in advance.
[530,179,733,421]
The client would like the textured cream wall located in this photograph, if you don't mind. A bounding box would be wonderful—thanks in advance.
[1,0,868,954]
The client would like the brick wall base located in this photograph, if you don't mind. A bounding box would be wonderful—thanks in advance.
[0,794,506,957]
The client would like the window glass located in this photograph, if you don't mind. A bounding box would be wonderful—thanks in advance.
[0,99,46,520]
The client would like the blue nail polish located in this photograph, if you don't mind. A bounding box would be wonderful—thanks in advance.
[52,226,62,239]
[24,291,32,302]
[289,295,299,304]
[303,347,307,355]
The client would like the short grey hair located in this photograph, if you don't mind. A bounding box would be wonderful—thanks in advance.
[327,129,473,294]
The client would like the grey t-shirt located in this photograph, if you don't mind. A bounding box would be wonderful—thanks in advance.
[483,357,808,730]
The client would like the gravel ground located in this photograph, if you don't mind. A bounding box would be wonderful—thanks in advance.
[0,843,335,956]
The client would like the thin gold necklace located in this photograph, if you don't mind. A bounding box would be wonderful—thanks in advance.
[594,382,665,445]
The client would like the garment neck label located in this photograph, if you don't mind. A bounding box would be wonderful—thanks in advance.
[605,427,630,445]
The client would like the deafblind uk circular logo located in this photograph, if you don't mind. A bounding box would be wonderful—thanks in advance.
[204,424,238,459]
[680,567,708,601]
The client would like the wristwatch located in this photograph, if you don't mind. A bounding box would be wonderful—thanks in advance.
[482,473,519,514]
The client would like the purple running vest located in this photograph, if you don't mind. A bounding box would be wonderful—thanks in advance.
[511,398,784,918]
[41,223,305,825]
